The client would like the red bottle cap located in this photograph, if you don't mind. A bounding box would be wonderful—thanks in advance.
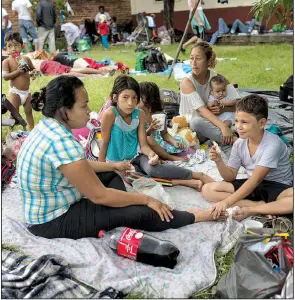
[98,230,105,238]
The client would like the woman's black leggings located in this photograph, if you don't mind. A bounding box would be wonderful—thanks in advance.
[28,172,195,239]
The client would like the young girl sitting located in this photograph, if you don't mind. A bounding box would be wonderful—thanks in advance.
[138,81,188,162]
[99,75,214,191]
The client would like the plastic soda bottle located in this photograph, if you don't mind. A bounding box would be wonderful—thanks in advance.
[99,228,180,269]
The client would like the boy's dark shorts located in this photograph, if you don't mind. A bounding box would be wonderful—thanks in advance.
[231,179,292,203]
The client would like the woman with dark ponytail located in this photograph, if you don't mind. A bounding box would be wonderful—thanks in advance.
[17,76,208,240]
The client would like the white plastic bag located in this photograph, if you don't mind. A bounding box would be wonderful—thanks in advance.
[132,177,175,209]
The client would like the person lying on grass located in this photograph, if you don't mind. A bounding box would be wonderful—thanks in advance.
[202,94,293,220]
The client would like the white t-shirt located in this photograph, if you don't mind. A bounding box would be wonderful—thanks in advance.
[180,70,240,123]
[95,11,111,24]
[228,130,293,186]
[11,0,32,20]
[2,8,12,29]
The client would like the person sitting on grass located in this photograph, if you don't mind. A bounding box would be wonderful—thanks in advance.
[2,31,37,130]
[201,94,293,220]
[138,81,188,162]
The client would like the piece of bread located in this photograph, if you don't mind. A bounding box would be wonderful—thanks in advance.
[212,141,221,154]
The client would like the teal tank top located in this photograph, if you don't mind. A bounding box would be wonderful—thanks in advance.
[106,106,139,162]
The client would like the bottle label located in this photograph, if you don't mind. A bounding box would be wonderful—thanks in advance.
[117,228,144,260]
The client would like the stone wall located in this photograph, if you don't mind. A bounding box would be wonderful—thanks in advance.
[2,0,132,30]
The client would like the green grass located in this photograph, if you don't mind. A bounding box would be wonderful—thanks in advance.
[2,43,293,138]
[1,42,293,298]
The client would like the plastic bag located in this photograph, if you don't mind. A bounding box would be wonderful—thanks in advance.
[216,228,292,298]
[132,177,175,209]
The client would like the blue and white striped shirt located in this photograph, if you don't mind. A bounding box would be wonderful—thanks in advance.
[17,118,85,224]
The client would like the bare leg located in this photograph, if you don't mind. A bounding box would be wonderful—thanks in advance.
[233,188,293,221]
[23,94,34,130]
[9,93,21,118]
[192,172,215,184]
[172,179,204,191]
[182,36,202,50]
[188,208,226,222]
[34,42,38,51]
[74,67,112,75]
[202,181,234,202]
[147,136,188,161]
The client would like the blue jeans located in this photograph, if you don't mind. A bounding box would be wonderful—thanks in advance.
[230,19,256,34]
[210,18,230,45]
[19,19,38,43]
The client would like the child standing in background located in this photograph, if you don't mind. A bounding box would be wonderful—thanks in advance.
[99,75,215,191]
[98,15,109,50]
[138,82,188,162]
[111,17,119,43]
[2,32,37,130]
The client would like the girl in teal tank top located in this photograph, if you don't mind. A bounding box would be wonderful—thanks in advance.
[99,75,215,191]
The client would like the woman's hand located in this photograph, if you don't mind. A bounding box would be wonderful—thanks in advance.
[220,125,234,145]
[148,152,159,165]
[207,101,221,115]
[146,197,174,222]
[148,118,161,132]
[114,161,133,172]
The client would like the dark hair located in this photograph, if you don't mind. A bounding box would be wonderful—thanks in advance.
[112,16,117,22]
[5,31,23,45]
[31,76,84,122]
[210,74,228,88]
[110,75,140,106]
[190,41,217,68]
[236,94,268,120]
[99,5,105,10]
[139,82,163,113]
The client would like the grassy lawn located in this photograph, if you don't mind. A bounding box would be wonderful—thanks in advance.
[1,42,293,298]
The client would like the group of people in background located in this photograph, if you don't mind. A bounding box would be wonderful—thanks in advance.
[2,0,57,52]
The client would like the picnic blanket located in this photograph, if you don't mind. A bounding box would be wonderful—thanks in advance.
[2,251,95,298]
[2,152,236,298]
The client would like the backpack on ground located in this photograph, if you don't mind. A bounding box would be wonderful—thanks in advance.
[135,51,148,71]
[160,89,180,122]
[143,48,168,73]
[279,75,293,103]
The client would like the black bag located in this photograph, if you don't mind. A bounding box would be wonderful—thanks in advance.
[143,48,168,73]
[160,89,180,121]
[216,228,292,299]
[279,75,293,103]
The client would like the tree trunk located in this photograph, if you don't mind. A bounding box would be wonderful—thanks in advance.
[163,0,175,42]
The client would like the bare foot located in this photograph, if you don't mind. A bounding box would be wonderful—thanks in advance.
[171,155,189,162]
[189,179,204,191]
[232,207,252,221]
[188,208,226,223]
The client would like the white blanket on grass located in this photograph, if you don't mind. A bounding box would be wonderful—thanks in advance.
[2,154,246,298]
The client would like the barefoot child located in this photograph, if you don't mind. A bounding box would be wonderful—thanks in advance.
[202,94,293,220]
[208,74,238,128]
[138,82,188,162]
[2,32,37,130]
[99,75,214,191]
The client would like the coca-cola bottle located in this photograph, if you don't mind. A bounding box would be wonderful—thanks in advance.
[99,228,180,269]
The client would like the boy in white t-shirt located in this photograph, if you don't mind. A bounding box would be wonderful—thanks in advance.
[11,0,38,52]
[202,94,293,220]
